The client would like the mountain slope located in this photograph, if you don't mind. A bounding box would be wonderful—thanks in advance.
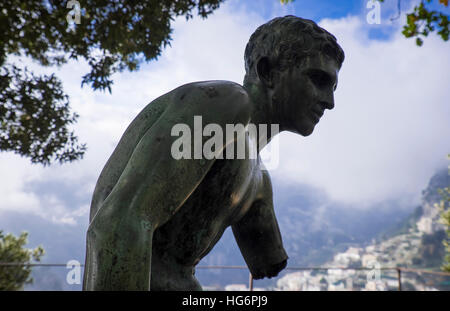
[274,167,449,291]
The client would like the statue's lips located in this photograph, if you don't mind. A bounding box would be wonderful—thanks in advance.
[309,108,324,123]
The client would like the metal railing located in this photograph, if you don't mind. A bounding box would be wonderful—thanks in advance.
[1,263,450,291]
[195,265,450,291]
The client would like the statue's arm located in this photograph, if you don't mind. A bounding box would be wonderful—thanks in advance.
[231,169,288,279]
[84,81,250,290]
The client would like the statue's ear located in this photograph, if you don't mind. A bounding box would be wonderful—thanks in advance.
[256,57,274,89]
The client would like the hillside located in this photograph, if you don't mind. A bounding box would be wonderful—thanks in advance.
[274,168,449,291]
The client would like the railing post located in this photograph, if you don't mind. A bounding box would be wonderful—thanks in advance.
[397,268,402,291]
[249,273,253,291]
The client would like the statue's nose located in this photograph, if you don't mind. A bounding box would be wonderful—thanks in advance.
[320,99,334,110]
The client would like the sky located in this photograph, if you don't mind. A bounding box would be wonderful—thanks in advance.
[0,0,449,264]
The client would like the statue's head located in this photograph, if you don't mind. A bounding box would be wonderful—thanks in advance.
[244,15,345,136]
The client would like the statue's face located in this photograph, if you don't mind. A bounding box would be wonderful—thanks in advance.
[274,53,340,136]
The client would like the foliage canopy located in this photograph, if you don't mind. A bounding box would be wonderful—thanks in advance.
[0,0,223,165]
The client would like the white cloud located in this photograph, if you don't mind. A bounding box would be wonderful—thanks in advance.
[0,153,90,225]
[0,154,42,214]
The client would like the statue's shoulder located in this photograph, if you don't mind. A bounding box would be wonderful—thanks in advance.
[169,80,251,125]
[174,80,247,98]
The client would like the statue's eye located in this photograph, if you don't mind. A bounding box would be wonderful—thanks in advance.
[308,70,331,89]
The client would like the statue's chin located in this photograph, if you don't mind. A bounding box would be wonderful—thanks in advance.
[300,128,314,137]
[284,117,316,137]
[291,124,314,137]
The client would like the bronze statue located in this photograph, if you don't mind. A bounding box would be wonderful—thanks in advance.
[83,15,345,290]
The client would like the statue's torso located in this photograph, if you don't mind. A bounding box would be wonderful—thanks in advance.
[152,137,264,267]
[140,83,264,271]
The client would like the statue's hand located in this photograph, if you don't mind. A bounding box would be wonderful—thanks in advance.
[251,258,287,280]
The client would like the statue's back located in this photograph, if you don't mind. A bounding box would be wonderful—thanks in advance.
[89,94,170,221]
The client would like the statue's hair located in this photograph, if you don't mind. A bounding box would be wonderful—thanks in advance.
[244,15,345,85]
